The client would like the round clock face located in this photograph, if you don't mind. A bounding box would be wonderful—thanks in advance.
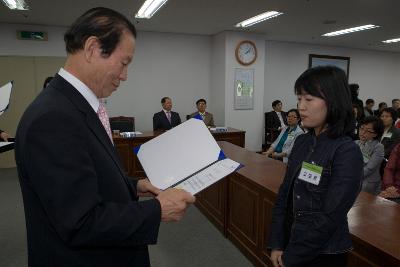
[236,41,257,65]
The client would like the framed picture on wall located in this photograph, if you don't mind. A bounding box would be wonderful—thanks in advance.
[308,54,350,79]
[234,68,254,110]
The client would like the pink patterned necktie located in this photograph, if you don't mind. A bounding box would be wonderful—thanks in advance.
[97,102,113,144]
[166,111,171,123]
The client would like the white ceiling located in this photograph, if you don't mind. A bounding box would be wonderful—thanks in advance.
[1,0,400,53]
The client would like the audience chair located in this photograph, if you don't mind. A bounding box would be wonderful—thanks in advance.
[264,112,280,149]
[109,116,135,132]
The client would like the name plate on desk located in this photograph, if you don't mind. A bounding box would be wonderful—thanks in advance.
[210,127,228,132]
[120,131,142,138]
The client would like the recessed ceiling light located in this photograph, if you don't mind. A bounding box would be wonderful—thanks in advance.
[235,11,283,28]
[322,24,379,37]
[135,0,168,19]
[382,38,400,44]
[1,0,28,10]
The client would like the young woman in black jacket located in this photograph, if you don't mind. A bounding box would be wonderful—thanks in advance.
[268,66,363,267]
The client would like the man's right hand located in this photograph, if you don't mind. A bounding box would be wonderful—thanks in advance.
[156,188,195,222]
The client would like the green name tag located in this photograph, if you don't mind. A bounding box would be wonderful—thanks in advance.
[298,162,323,185]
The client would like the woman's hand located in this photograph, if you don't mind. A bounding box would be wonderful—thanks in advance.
[262,149,273,157]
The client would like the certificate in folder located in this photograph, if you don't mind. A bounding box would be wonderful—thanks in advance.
[135,118,242,195]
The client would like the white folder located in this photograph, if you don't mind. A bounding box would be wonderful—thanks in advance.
[135,118,242,194]
[0,81,13,116]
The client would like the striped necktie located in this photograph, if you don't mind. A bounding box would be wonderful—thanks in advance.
[166,111,171,123]
[97,102,113,144]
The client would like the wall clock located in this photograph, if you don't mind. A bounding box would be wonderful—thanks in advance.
[235,40,257,66]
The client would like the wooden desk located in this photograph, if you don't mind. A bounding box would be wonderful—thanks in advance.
[196,141,400,267]
[113,128,245,177]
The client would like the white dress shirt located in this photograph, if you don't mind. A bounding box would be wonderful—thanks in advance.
[58,68,100,113]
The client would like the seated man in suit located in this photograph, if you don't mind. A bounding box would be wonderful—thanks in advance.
[153,97,181,131]
[265,100,287,143]
[189,98,215,127]
[0,129,11,141]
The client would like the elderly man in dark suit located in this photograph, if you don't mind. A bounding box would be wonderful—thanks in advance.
[189,98,215,127]
[15,8,194,267]
[153,97,181,131]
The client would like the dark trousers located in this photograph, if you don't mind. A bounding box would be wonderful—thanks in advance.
[306,253,347,267]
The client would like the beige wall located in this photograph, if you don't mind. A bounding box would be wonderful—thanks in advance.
[0,56,65,168]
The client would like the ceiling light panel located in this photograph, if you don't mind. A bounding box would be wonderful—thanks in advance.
[322,24,380,37]
[1,0,28,10]
[382,38,400,44]
[135,0,168,19]
[235,11,283,28]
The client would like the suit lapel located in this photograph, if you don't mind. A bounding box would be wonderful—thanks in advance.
[52,75,128,181]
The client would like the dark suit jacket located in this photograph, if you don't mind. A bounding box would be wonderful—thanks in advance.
[153,110,181,131]
[381,126,400,158]
[265,111,287,130]
[15,75,161,267]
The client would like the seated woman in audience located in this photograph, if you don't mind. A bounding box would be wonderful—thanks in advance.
[355,116,384,195]
[263,109,304,163]
[379,142,400,203]
[380,107,400,159]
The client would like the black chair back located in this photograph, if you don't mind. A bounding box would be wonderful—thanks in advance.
[109,116,135,132]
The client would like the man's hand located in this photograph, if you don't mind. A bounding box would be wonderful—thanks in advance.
[0,131,10,141]
[271,250,284,267]
[137,178,162,197]
[156,188,195,222]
